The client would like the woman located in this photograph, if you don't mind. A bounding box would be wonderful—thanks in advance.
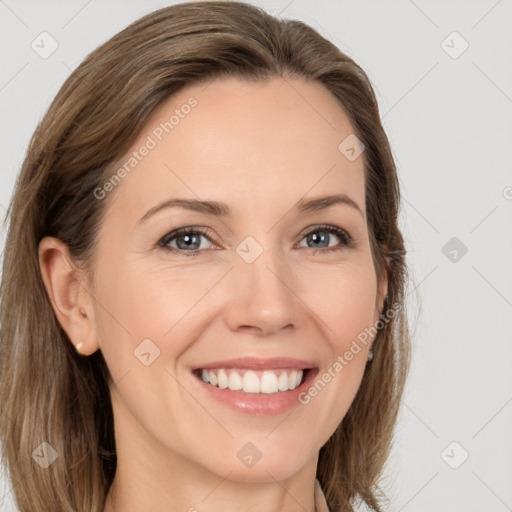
[0,2,411,511]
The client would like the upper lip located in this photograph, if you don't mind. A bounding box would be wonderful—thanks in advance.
[192,357,317,371]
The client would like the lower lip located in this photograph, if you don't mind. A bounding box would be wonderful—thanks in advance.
[191,369,319,416]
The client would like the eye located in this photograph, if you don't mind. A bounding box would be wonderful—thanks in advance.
[157,224,354,256]
[297,225,354,253]
[157,227,217,256]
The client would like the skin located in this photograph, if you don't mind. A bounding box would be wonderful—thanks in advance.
[39,76,387,512]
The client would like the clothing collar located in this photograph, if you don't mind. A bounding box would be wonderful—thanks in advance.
[314,479,331,512]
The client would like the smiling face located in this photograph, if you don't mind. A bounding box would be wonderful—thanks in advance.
[85,75,386,491]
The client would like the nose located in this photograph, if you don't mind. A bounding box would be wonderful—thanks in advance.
[222,245,301,337]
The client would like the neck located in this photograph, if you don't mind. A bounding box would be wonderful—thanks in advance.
[103,468,319,512]
[103,393,319,512]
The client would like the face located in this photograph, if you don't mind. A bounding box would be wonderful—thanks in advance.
[85,76,386,483]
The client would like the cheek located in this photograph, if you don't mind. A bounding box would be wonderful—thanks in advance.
[93,258,208,364]
[307,261,379,347]
[95,255,378,360]
[295,264,377,438]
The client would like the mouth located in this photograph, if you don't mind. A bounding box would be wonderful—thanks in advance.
[189,356,319,415]
[192,367,313,394]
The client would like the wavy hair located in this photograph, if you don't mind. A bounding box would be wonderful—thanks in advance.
[0,2,411,511]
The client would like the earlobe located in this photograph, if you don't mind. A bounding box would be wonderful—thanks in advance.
[38,236,99,356]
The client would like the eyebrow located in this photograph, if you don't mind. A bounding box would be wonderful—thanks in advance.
[137,193,363,224]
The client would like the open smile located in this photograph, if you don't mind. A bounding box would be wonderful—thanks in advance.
[190,357,319,415]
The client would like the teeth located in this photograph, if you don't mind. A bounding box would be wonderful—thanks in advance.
[198,368,304,394]
[278,371,289,391]
[217,369,228,389]
[260,372,278,394]
[289,369,298,390]
[243,370,260,393]
[228,371,243,390]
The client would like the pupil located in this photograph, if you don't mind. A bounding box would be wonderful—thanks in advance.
[309,232,328,248]
[178,234,199,250]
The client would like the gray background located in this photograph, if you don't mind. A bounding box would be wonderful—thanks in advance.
[1,0,511,511]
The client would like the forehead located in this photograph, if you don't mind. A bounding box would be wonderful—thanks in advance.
[105,76,366,221]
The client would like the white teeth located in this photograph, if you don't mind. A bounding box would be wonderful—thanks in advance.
[260,371,278,394]
[278,371,289,391]
[217,369,228,389]
[228,371,243,390]
[243,370,260,393]
[289,369,298,390]
[198,368,305,394]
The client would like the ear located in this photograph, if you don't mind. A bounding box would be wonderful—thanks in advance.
[38,236,100,356]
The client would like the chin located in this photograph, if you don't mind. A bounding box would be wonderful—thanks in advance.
[202,439,314,483]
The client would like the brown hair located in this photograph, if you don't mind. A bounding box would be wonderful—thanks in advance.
[0,2,410,511]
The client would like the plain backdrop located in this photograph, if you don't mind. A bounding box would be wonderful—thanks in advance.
[1,1,511,511]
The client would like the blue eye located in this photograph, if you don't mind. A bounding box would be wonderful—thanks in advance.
[298,225,354,252]
[158,227,216,255]
[157,224,354,256]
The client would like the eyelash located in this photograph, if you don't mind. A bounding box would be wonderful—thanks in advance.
[157,224,354,257]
